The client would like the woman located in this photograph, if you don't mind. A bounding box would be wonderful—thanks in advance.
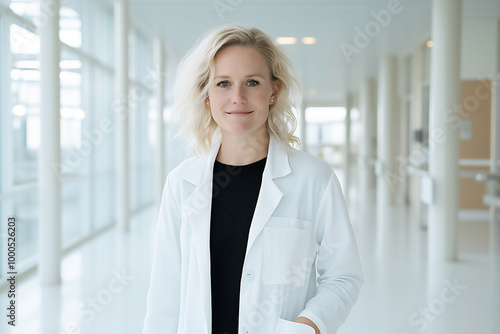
[143,25,363,334]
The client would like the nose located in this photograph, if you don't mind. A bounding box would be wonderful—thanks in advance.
[231,85,246,104]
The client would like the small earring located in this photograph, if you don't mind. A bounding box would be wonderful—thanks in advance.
[270,98,274,103]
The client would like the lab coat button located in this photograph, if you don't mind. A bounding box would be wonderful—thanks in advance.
[245,271,254,280]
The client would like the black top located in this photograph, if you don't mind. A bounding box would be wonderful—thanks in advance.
[210,157,267,334]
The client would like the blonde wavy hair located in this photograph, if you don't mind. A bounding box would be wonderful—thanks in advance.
[173,24,302,155]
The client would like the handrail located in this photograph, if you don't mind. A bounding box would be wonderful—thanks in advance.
[483,195,500,208]
[405,168,500,180]
[475,172,500,182]
[459,170,486,179]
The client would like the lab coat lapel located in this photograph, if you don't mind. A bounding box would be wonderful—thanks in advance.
[182,136,222,332]
[246,134,292,254]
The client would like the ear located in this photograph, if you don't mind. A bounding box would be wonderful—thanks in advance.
[270,80,281,104]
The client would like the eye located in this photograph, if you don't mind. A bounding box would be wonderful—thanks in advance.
[216,81,230,88]
[247,80,259,87]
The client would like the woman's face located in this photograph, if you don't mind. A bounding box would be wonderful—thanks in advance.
[208,45,279,137]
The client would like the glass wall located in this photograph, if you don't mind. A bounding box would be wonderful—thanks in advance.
[1,1,43,277]
[0,0,155,282]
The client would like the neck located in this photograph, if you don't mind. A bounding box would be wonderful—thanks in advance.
[216,127,270,166]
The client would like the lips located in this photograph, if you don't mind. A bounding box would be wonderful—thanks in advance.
[226,110,253,115]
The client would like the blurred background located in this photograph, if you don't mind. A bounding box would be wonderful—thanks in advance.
[0,0,499,333]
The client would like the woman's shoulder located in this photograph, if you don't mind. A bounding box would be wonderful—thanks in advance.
[286,147,335,181]
[166,156,198,182]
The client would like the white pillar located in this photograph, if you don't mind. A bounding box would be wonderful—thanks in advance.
[300,102,307,151]
[358,78,377,191]
[114,0,130,232]
[377,56,399,206]
[490,75,500,255]
[344,94,353,202]
[154,38,165,207]
[490,75,500,305]
[428,0,462,261]
[38,0,61,285]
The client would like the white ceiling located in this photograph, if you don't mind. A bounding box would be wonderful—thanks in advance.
[126,0,500,106]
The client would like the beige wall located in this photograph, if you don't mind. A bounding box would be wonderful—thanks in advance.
[459,80,492,210]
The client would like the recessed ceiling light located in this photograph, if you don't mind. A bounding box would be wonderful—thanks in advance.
[74,109,86,121]
[426,40,434,48]
[276,37,297,45]
[302,37,316,45]
[12,104,27,117]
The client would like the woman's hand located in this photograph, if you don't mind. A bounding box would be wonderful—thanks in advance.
[295,316,320,334]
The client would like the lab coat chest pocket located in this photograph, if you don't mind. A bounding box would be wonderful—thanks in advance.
[262,217,312,286]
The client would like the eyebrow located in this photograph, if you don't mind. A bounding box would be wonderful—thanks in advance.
[213,74,266,80]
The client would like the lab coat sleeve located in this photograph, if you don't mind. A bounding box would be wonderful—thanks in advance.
[143,175,181,334]
[297,173,364,334]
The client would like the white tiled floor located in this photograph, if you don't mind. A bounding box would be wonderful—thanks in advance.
[1,187,498,334]
[0,208,158,334]
[341,191,499,334]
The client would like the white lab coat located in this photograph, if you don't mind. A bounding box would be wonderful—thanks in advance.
[143,133,364,334]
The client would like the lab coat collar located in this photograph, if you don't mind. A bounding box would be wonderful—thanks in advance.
[182,132,292,185]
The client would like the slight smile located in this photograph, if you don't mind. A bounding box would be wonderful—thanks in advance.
[226,110,253,115]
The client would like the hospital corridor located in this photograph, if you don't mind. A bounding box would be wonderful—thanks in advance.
[0,0,499,333]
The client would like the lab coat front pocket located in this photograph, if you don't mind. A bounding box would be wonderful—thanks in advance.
[275,318,316,334]
[262,226,311,286]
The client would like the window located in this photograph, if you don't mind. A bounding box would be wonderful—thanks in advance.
[59,6,81,48]
[0,0,138,282]
[10,23,40,184]
[305,107,348,166]
[129,30,154,212]
[9,0,38,22]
